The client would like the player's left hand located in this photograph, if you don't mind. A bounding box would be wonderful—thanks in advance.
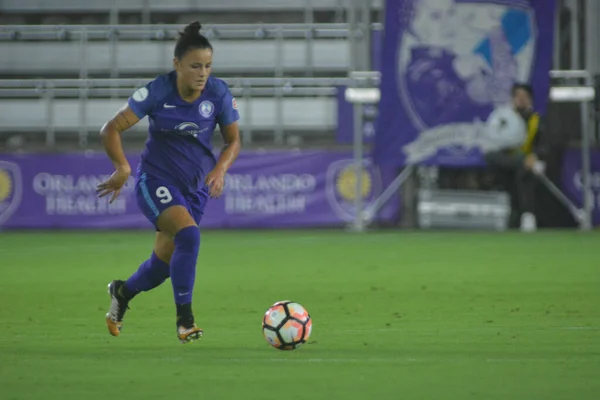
[205,167,226,198]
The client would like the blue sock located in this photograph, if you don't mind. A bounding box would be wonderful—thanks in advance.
[124,252,170,295]
[170,226,200,306]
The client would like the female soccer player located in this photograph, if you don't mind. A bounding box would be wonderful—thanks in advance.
[96,21,241,344]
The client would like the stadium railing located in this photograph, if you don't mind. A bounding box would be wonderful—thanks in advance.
[0,77,357,147]
[0,23,380,79]
[0,0,383,13]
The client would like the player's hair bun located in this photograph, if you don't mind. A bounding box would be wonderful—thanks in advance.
[174,20,212,59]
[182,21,202,37]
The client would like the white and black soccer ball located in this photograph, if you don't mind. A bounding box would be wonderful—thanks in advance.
[262,300,312,350]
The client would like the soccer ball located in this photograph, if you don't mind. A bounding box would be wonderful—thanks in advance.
[262,300,312,350]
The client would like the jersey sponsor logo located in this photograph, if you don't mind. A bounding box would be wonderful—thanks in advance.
[174,122,208,137]
[163,103,176,109]
[132,87,149,102]
[199,101,215,118]
[176,122,200,131]
[232,98,238,110]
[0,161,23,226]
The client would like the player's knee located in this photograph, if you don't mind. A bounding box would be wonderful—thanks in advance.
[154,232,175,261]
[156,205,197,238]
[174,225,200,252]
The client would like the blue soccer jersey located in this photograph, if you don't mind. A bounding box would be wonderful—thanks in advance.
[128,71,240,192]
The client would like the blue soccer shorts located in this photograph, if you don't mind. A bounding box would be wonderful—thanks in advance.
[135,172,208,230]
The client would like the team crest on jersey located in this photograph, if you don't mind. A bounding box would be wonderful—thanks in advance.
[0,161,23,226]
[199,101,215,118]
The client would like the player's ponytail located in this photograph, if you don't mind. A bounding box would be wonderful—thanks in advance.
[174,20,213,60]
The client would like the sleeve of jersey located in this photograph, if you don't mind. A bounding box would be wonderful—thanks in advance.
[217,89,241,127]
[127,82,156,119]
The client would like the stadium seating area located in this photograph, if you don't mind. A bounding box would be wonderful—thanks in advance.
[0,0,383,148]
[0,0,383,25]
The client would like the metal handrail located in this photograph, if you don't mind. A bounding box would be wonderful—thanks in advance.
[0,87,340,97]
[0,77,352,98]
[0,77,354,88]
[0,23,383,41]
[0,22,378,79]
[0,76,347,146]
[0,0,383,12]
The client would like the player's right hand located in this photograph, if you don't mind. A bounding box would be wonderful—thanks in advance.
[97,165,131,203]
[524,153,538,171]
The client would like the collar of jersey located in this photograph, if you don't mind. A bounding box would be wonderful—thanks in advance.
[169,71,212,107]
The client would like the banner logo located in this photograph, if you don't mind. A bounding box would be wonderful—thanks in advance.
[374,0,553,167]
[326,159,382,222]
[398,1,536,131]
[0,161,23,226]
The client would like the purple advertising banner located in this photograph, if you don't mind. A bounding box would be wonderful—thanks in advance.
[0,151,400,229]
[561,149,600,226]
[374,0,556,167]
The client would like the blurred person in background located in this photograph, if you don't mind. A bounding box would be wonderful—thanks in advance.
[483,83,546,232]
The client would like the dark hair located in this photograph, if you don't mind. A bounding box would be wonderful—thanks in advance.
[511,83,534,100]
[174,21,213,60]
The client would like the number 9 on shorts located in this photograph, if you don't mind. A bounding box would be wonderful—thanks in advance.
[156,186,173,204]
[135,173,187,226]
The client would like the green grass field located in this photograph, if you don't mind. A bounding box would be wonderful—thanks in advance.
[0,230,599,399]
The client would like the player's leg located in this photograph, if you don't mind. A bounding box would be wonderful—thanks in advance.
[123,232,173,295]
[156,205,203,343]
[134,177,202,343]
[105,173,179,337]
[105,232,174,336]
[516,166,537,232]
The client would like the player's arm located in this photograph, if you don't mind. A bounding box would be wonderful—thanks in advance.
[99,104,141,173]
[215,92,241,173]
[98,85,152,202]
[215,121,241,173]
[205,121,240,198]
[205,91,241,197]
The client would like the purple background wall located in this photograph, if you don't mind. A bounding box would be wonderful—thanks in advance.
[0,151,401,229]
